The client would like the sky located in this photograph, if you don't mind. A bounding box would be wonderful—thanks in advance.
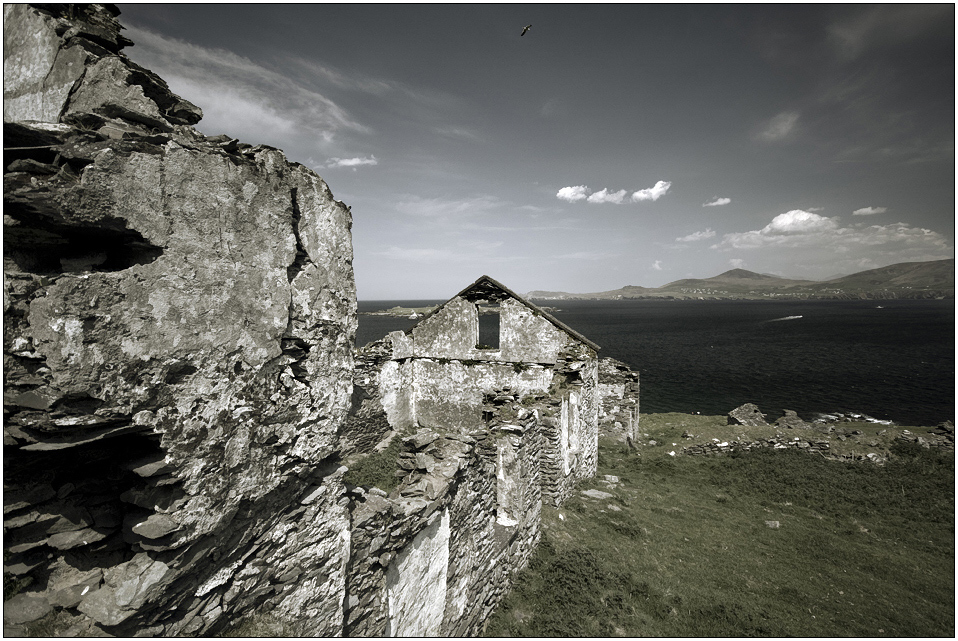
[117,3,955,299]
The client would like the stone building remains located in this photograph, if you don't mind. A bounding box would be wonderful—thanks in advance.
[2,5,637,636]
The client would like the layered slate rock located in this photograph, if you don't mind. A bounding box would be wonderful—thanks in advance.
[727,403,769,427]
[4,4,355,636]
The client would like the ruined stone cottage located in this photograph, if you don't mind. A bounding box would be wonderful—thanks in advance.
[348,275,602,505]
[3,5,635,636]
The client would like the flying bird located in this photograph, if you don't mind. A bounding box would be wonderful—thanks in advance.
[520,24,531,36]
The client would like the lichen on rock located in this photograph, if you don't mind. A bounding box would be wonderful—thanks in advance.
[4,3,355,636]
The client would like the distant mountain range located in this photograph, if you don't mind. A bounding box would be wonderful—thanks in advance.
[526,258,955,301]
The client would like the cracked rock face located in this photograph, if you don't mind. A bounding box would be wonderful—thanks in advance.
[4,3,356,636]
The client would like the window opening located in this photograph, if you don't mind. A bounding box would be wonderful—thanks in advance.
[476,305,500,349]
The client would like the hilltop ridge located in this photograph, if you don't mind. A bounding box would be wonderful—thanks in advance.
[527,258,954,301]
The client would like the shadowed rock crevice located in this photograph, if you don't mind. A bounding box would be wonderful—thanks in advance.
[286,187,309,283]
[3,214,164,274]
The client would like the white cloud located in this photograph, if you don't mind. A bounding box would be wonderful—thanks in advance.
[729,258,747,269]
[557,180,672,204]
[652,260,663,271]
[587,188,628,204]
[703,197,731,207]
[631,180,672,202]
[711,211,953,272]
[756,111,799,142]
[676,229,717,242]
[713,210,839,249]
[327,155,378,169]
[556,185,591,202]
[852,206,887,216]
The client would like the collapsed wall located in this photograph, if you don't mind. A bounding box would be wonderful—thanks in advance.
[345,394,541,636]
[4,4,355,636]
[597,357,640,444]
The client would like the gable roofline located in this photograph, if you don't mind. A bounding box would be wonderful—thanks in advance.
[405,274,601,352]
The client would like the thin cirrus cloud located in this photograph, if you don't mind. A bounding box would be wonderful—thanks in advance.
[122,25,368,150]
[756,110,799,142]
[703,197,731,207]
[853,206,887,216]
[556,181,672,204]
[676,228,717,242]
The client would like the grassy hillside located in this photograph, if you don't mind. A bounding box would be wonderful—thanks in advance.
[526,258,955,300]
[485,414,955,637]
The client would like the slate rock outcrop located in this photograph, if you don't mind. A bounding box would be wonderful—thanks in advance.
[727,403,768,427]
[4,4,356,636]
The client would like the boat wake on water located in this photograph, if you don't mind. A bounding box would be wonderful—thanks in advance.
[764,315,803,323]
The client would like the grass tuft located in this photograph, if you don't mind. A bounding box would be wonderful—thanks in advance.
[342,434,405,492]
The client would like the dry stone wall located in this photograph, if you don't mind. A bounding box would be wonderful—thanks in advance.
[343,404,541,637]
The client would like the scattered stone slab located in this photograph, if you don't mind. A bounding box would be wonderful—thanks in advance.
[131,514,180,540]
[581,489,614,500]
[47,527,110,550]
[404,429,440,450]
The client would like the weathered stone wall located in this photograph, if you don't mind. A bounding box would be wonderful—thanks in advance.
[597,357,640,443]
[409,358,554,432]
[4,5,355,636]
[343,412,540,637]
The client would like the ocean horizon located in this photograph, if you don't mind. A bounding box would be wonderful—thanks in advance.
[356,298,955,428]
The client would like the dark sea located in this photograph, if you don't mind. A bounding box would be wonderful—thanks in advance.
[356,299,955,427]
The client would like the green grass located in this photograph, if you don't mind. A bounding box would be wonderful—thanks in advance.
[485,414,955,637]
[343,432,406,492]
